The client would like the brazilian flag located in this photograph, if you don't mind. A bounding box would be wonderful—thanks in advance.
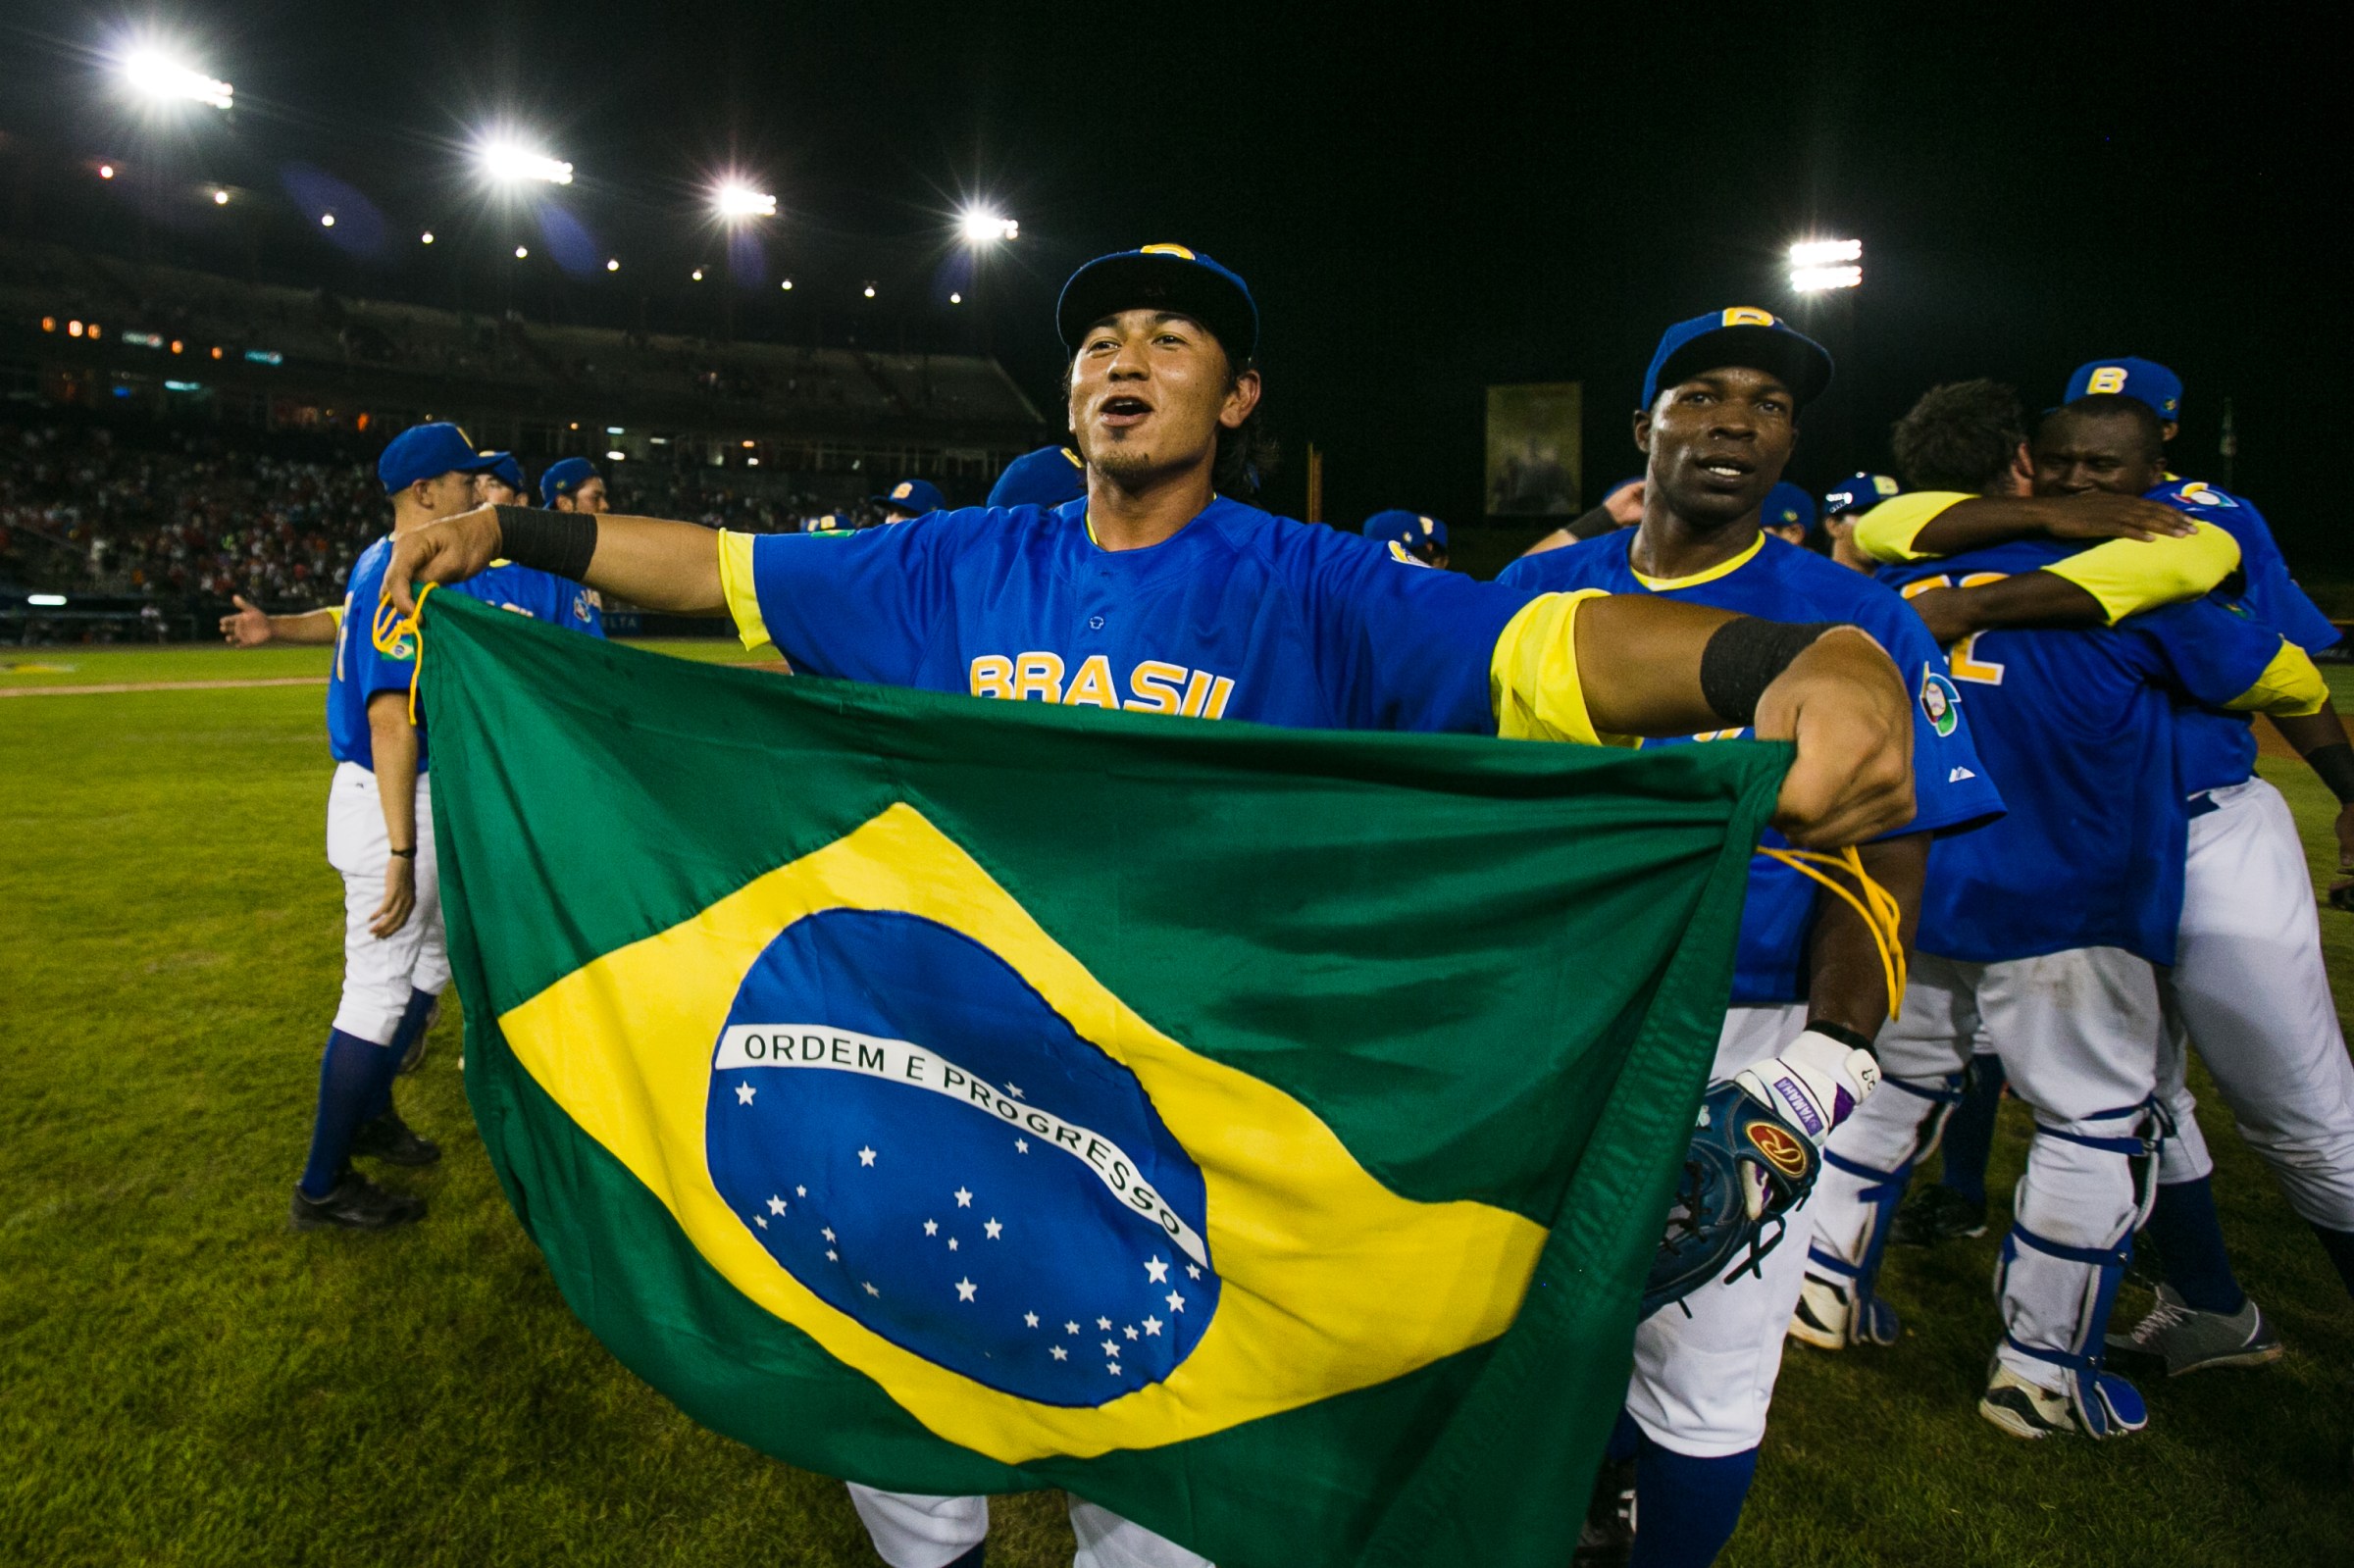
[420,590,1786,1568]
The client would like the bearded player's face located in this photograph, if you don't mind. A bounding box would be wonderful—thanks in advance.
[1636,366,1798,528]
[1068,310,1258,486]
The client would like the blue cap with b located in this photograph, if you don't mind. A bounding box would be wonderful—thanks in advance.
[1641,308,1833,411]
[1362,510,1449,551]
[1823,473,1902,518]
[2065,357,2182,423]
[378,423,498,494]
[539,457,598,507]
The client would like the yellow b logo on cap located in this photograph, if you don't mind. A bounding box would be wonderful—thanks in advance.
[2087,366,2128,394]
[893,482,913,499]
[1141,244,1197,260]
[1721,308,1776,328]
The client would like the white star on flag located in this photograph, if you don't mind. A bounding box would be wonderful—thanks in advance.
[735,1082,756,1105]
[1102,1341,1120,1357]
[1106,1363,1122,1376]
[1050,1345,1067,1361]
[1007,1084,1024,1098]
[984,1219,1002,1239]
[947,1238,959,1251]
[1025,1312,1040,1328]
[924,1219,939,1237]
[753,1216,767,1230]
[796,1186,807,1197]
[822,1228,836,1242]
[1166,1291,1185,1313]
[863,1282,879,1296]
[858,1147,877,1167]
[954,1187,973,1207]
[1097,1317,1112,1331]
[1014,1138,1029,1153]
[1065,1321,1081,1336]
[766,1195,787,1215]
[1186,1264,1202,1281]
[827,1249,838,1261]
[1123,1325,1139,1340]
[1143,1316,1162,1337]
[956,1278,978,1302]
[1144,1257,1169,1284]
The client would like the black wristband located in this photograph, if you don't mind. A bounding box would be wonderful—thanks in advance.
[2306,741,2354,806]
[387,846,417,859]
[1804,1018,1878,1054]
[1566,504,1623,542]
[494,505,597,581]
[1698,617,1842,727]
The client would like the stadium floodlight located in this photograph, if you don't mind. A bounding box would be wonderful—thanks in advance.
[691,267,705,281]
[514,245,530,259]
[1788,237,1863,291]
[420,231,435,244]
[477,135,574,187]
[211,188,230,205]
[949,292,962,304]
[120,49,234,111]
[780,278,793,291]
[713,180,777,221]
[863,283,877,298]
[605,449,626,462]
[320,214,335,228]
[99,164,116,179]
[605,258,620,272]
[960,209,1018,244]
[28,593,68,607]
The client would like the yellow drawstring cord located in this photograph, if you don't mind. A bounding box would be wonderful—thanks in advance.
[1757,843,1909,1020]
[371,582,437,726]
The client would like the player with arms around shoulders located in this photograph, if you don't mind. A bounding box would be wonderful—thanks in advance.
[288,425,506,1231]
[1800,382,2328,1439]
[390,246,1919,1568]
[1852,383,2354,1345]
[1501,308,2001,1568]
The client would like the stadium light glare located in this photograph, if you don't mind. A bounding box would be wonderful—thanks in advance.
[691,267,704,281]
[120,49,234,111]
[605,258,620,272]
[960,209,1018,244]
[319,214,335,228]
[1790,264,1863,292]
[949,292,962,304]
[514,245,530,259]
[1788,238,1863,267]
[28,593,69,607]
[605,449,626,461]
[476,136,574,187]
[713,180,777,220]
[862,283,877,298]
[780,278,793,291]
[420,231,435,244]
[211,188,229,205]
[99,165,116,179]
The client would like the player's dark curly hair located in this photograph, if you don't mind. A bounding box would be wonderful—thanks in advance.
[1060,347,1278,502]
[1890,379,2026,494]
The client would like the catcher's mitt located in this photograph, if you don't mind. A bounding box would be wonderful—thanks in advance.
[1642,1079,1821,1320]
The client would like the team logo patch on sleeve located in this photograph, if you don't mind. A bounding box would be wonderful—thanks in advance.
[1919,669,1960,737]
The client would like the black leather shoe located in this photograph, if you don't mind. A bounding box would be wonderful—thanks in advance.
[349,1109,440,1167]
[290,1172,426,1231]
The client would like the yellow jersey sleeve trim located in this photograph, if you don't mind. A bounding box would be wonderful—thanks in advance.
[2226,637,2329,718]
[716,530,774,652]
[1850,491,1971,563]
[1490,589,1633,747]
[1629,532,1765,591]
[326,603,345,626]
[2037,522,2243,624]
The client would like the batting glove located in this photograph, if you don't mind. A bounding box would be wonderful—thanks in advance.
[1734,1026,1880,1153]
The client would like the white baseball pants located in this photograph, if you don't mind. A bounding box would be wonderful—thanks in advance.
[327,760,448,1044]
[845,1485,1212,1568]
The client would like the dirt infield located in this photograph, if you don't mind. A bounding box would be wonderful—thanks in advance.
[0,677,330,698]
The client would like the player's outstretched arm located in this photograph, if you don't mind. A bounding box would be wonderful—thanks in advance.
[1856,490,2196,562]
[1570,595,1916,847]
[385,506,724,616]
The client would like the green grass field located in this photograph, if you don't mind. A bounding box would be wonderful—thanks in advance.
[4,645,2349,1566]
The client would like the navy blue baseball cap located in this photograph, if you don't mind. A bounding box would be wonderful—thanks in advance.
[989,446,1087,509]
[378,422,498,494]
[2064,356,2182,423]
[870,478,947,515]
[539,457,599,507]
[1823,472,1903,518]
[1057,244,1259,362]
[1641,307,1834,412]
[478,450,527,494]
[1763,481,1817,533]
[1362,509,1449,550]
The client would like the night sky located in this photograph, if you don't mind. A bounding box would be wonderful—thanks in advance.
[5,3,2342,564]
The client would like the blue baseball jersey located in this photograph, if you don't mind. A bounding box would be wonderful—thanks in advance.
[1881,540,2287,965]
[2156,481,2339,795]
[328,535,424,773]
[733,498,1538,733]
[1499,531,2004,1004]
[467,560,607,639]
[328,542,605,772]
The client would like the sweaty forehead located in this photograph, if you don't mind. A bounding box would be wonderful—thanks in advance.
[1661,365,1793,404]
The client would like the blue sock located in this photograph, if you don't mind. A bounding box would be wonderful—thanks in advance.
[2312,1223,2354,1302]
[1936,1055,2004,1204]
[1607,1408,1642,1463]
[2147,1177,2245,1315]
[297,1028,398,1199]
[1628,1436,1758,1568]
[364,988,438,1122]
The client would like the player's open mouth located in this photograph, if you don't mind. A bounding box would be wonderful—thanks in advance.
[1695,457,1754,481]
[1099,395,1154,429]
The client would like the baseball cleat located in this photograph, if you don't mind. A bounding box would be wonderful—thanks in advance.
[2105,1284,2282,1377]
[289,1172,426,1232]
[1790,1273,1901,1349]
[1890,1185,1986,1246]
[348,1108,440,1167]
[1977,1364,2077,1440]
[1573,1451,1636,1567]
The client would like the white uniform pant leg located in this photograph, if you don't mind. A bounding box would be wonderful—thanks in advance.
[2165,778,2354,1228]
[1980,947,2162,1391]
[1624,1002,1810,1458]
[327,762,447,1044]
[845,1487,987,1568]
[1069,1500,1215,1568]
[2153,1003,2215,1186]
[1809,955,1980,1269]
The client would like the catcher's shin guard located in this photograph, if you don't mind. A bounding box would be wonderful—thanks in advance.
[1991,1097,2170,1438]
[1803,1073,1967,1346]
[1644,1080,1820,1320]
